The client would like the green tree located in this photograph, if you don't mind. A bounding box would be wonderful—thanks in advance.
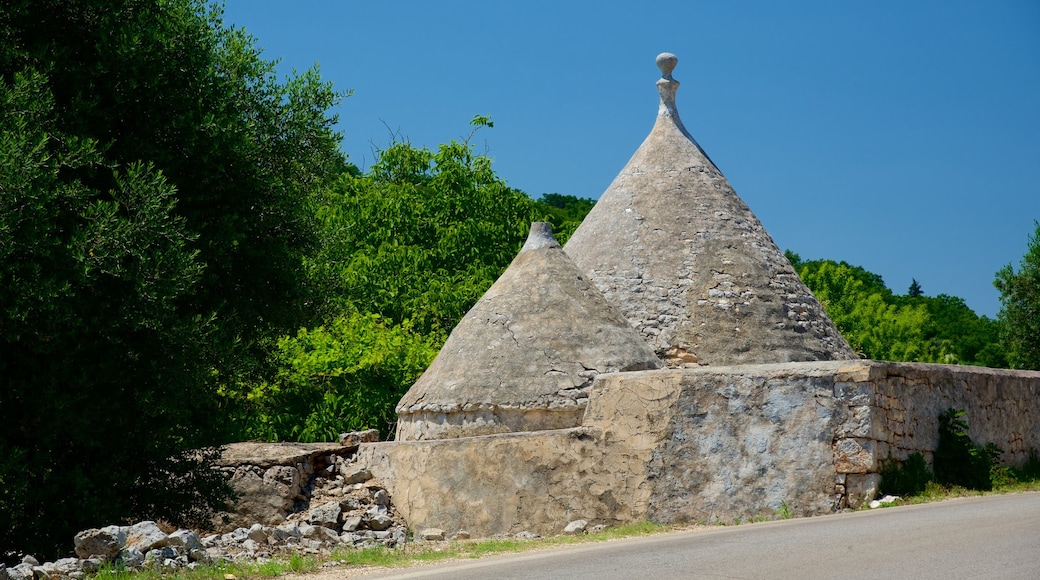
[311,134,538,334]
[994,221,1040,370]
[1,0,343,558]
[1,0,345,395]
[249,313,438,442]
[0,70,230,559]
[792,258,1001,365]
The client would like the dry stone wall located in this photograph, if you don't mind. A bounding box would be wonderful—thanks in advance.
[831,362,1040,506]
[360,361,1040,535]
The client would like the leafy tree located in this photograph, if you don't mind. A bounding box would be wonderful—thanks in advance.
[0,70,231,559]
[994,221,1040,370]
[310,132,538,334]
[249,313,438,442]
[1,0,345,394]
[1,0,342,558]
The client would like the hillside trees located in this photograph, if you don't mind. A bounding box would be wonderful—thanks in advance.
[0,0,343,558]
[787,253,1004,366]
[994,222,1040,369]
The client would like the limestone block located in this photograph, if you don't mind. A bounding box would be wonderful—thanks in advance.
[833,438,876,474]
[308,501,342,529]
[125,521,168,552]
[845,473,881,508]
[73,527,125,560]
[837,405,872,438]
[419,528,445,541]
[166,529,202,551]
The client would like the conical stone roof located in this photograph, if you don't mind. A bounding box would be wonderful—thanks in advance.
[564,53,856,366]
[395,222,663,441]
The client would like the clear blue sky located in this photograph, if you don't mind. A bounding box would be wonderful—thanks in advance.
[223,0,1039,318]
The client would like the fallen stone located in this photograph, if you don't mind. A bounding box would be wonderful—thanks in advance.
[119,548,144,570]
[74,527,125,560]
[868,494,900,509]
[340,465,373,485]
[167,529,203,551]
[563,519,588,534]
[366,513,393,531]
[452,530,471,540]
[125,521,168,552]
[245,524,268,543]
[9,564,33,580]
[308,501,342,529]
[371,489,389,506]
[341,515,363,532]
[588,524,608,534]
[20,559,37,568]
[514,531,540,540]
[418,528,445,541]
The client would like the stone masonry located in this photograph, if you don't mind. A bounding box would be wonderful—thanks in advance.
[360,360,1040,536]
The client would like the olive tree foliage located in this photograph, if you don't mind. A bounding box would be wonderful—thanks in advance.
[250,128,543,442]
[0,70,229,560]
[995,221,1040,370]
[787,252,1004,366]
[0,0,343,559]
[1,0,346,391]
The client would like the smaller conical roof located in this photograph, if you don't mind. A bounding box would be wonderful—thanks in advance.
[395,222,662,441]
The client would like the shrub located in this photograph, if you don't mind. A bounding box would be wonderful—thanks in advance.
[880,452,933,496]
[933,409,1002,491]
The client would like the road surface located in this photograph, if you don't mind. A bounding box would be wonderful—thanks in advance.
[356,492,1040,579]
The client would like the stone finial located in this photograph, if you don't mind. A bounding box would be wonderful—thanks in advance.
[656,53,680,118]
[656,52,678,80]
[521,222,561,252]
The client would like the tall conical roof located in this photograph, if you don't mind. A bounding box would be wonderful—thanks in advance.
[395,222,662,441]
[564,53,856,366]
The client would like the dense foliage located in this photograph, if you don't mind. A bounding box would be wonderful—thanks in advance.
[247,128,555,441]
[994,222,1040,370]
[787,252,1005,366]
[0,0,342,559]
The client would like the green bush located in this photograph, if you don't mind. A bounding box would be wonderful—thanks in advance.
[934,409,1002,491]
[880,452,933,496]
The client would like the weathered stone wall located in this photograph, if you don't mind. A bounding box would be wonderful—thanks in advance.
[831,362,1040,506]
[359,361,1040,536]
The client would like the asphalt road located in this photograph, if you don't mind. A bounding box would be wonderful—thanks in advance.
[360,492,1040,580]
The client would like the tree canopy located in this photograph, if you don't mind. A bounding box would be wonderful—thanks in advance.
[994,221,1040,370]
[787,252,1004,366]
[0,0,343,559]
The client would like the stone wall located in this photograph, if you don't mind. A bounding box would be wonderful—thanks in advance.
[359,361,1040,536]
[832,362,1040,506]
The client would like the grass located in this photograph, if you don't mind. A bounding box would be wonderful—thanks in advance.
[884,478,1040,507]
